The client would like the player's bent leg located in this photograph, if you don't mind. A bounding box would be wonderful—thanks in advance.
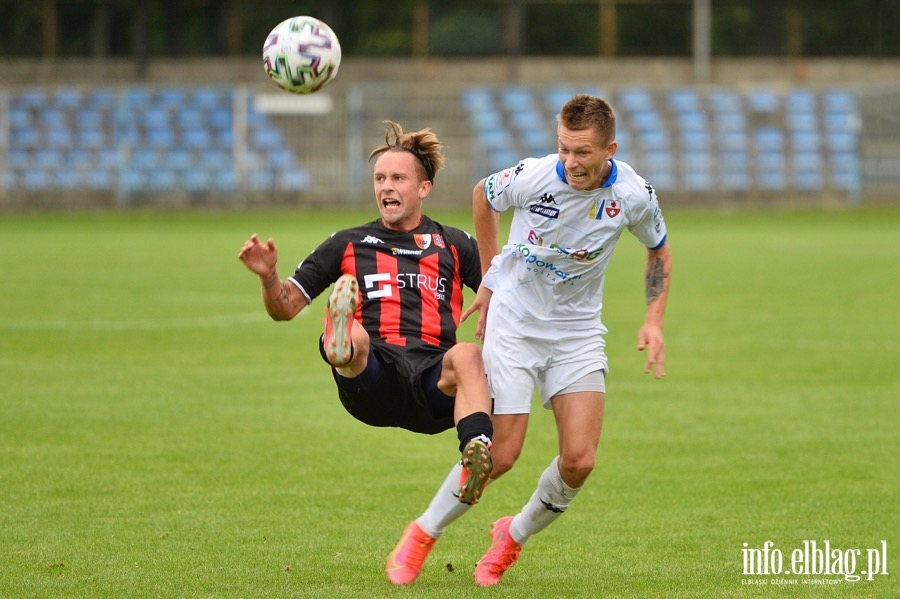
[459,437,492,504]
[323,274,358,367]
[485,413,529,480]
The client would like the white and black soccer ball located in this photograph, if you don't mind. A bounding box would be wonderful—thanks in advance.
[262,16,342,94]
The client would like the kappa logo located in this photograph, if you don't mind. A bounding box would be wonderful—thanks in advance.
[360,235,384,244]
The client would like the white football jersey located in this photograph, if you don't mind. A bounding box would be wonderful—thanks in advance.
[482,154,667,325]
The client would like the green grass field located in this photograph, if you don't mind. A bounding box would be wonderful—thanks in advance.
[1,206,897,598]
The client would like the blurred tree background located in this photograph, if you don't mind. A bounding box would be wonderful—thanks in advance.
[1,0,897,59]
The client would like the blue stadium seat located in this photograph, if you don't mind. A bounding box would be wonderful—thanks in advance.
[545,86,576,113]
[747,90,780,113]
[84,169,114,189]
[719,150,750,190]
[753,127,785,152]
[643,151,676,190]
[22,169,52,189]
[629,110,664,132]
[680,130,712,152]
[681,153,714,191]
[617,88,655,112]
[639,129,670,152]
[823,89,856,114]
[714,111,747,133]
[280,169,311,190]
[717,131,749,152]
[786,111,818,131]
[708,89,743,113]
[791,130,820,152]
[675,111,708,132]
[826,130,856,152]
[792,152,824,190]
[756,154,787,190]
[500,87,537,112]
[785,89,817,113]
[668,89,702,113]
[55,169,82,189]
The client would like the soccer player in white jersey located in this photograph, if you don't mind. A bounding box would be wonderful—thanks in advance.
[462,93,673,586]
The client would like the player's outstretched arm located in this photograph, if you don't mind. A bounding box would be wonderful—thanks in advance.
[637,242,672,378]
[238,234,308,321]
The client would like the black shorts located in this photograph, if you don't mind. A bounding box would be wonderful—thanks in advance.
[318,337,455,435]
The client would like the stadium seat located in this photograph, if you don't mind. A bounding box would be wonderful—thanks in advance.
[786,111,818,132]
[617,88,655,112]
[708,89,743,113]
[747,90,780,113]
[792,152,824,190]
[668,89,702,113]
[823,89,856,114]
[717,131,749,152]
[753,127,785,153]
[714,111,747,133]
[675,111,708,133]
[643,151,676,190]
[638,129,670,153]
[785,89,817,113]
[791,130,821,152]
[756,154,787,190]
[681,153,714,191]
[680,130,712,152]
[719,151,750,190]
[500,87,538,112]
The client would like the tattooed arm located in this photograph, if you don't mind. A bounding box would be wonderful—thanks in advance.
[238,233,309,321]
[637,241,672,378]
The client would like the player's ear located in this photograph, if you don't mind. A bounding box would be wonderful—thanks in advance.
[419,179,433,199]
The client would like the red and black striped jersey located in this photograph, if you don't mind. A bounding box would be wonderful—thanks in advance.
[289,216,482,364]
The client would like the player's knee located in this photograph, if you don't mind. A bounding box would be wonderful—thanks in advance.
[487,446,521,480]
[558,453,596,487]
[450,342,485,372]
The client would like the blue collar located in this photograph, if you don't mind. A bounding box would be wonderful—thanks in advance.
[556,158,618,189]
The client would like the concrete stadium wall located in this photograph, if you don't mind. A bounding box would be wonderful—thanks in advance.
[3,57,900,88]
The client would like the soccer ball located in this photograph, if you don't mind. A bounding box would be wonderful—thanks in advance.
[262,16,342,94]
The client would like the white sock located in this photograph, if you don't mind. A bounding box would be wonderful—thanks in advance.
[510,456,581,545]
[416,462,475,538]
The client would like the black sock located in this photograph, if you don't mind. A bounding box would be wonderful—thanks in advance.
[456,411,493,453]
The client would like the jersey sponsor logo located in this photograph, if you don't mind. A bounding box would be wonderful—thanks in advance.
[414,234,432,250]
[363,272,448,301]
[360,235,385,244]
[391,247,424,256]
[528,204,560,219]
[527,230,604,262]
[485,167,515,201]
[513,243,583,284]
[363,272,392,298]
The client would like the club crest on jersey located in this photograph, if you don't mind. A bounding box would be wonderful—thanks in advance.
[433,234,446,248]
[414,234,432,250]
[590,199,621,220]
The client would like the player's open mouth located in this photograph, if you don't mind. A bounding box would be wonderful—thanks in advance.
[382,198,400,207]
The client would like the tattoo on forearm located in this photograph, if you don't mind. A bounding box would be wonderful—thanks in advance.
[646,257,668,304]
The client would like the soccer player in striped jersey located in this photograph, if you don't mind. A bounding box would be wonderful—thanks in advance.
[238,121,493,584]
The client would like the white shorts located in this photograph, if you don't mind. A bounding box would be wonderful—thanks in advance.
[482,300,608,415]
